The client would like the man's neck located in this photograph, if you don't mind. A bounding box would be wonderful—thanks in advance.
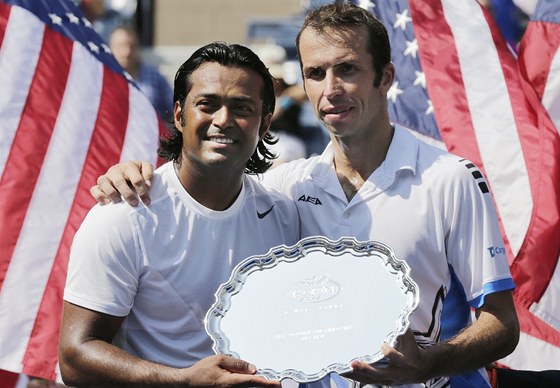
[331,124,394,201]
[174,161,244,211]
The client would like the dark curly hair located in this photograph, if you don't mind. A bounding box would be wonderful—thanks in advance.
[296,2,391,88]
[158,42,277,175]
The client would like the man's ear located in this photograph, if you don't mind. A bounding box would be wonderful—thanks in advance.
[259,112,272,140]
[380,63,395,93]
[173,101,184,132]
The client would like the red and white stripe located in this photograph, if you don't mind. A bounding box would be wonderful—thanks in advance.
[0,3,162,380]
[519,10,560,135]
[410,0,560,370]
[512,0,560,370]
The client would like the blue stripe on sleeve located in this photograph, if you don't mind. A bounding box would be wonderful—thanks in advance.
[470,278,516,308]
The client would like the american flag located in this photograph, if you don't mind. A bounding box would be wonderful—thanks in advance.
[0,0,165,382]
[0,0,558,384]
[354,0,560,370]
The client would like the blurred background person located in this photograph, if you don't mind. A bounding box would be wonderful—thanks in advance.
[270,81,309,167]
[79,0,133,42]
[257,44,306,167]
[256,44,328,167]
[109,25,173,123]
[79,0,172,123]
[79,0,105,24]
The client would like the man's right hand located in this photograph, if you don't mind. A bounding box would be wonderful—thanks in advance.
[91,160,154,207]
[184,355,280,388]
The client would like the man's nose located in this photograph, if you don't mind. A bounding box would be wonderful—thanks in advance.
[213,106,234,128]
[323,72,343,98]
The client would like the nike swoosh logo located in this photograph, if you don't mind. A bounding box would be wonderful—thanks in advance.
[257,204,275,219]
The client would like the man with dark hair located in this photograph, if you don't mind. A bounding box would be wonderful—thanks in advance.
[58,42,298,387]
[89,3,519,387]
[158,42,277,173]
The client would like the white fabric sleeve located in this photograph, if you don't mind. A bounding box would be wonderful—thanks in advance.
[64,203,142,317]
[260,161,291,192]
[441,160,514,308]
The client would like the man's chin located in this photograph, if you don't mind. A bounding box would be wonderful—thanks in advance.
[201,154,246,171]
[321,121,350,137]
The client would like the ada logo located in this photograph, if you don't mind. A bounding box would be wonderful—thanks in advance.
[487,246,506,258]
[298,194,322,205]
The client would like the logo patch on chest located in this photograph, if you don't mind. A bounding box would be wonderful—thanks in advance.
[257,204,275,219]
[298,194,322,205]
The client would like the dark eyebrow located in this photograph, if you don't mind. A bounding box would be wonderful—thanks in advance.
[333,58,359,67]
[193,93,219,100]
[231,96,257,105]
[304,55,360,70]
[192,93,258,108]
[303,65,322,74]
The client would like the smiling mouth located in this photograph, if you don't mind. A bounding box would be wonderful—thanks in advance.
[207,136,235,144]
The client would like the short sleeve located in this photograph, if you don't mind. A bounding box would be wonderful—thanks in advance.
[442,160,514,308]
[64,203,142,316]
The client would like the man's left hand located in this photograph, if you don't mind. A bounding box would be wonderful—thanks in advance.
[343,329,429,386]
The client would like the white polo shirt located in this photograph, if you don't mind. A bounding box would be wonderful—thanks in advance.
[65,162,301,368]
[262,125,514,387]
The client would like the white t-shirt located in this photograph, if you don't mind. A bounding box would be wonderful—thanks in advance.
[262,125,514,387]
[65,162,300,368]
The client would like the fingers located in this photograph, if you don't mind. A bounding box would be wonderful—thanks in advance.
[385,329,417,363]
[343,343,402,384]
[96,172,138,206]
[135,161,154,205]
[344,361,388,385]
[118,161,153,206]
[90,161,154,207]
[90,184,112,205]
[198,355,280,388]
[139,161,154,182]
[381,341,407,369]
[226,375,281,388]
[217,356,280,387]
[345,330,423,386]
[346,360,374,377]
[217,355,257,374]
[106,162,145,206]
[381,342,395,357]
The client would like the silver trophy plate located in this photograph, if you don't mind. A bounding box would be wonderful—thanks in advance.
[205,236,419,382]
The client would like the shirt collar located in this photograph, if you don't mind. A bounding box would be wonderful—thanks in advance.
[310,124,419,192]
[378,124,418,183]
